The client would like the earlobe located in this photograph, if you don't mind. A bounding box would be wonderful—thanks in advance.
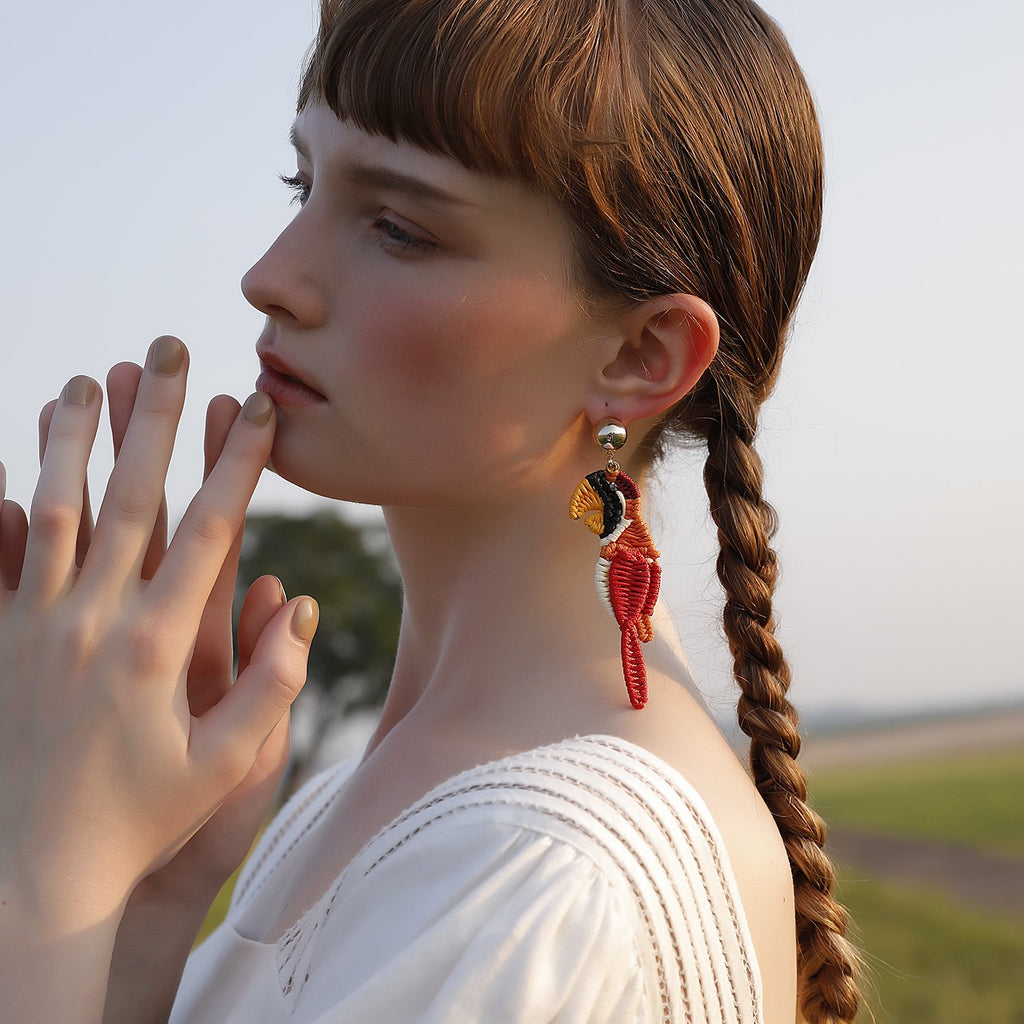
[585,293,719,425]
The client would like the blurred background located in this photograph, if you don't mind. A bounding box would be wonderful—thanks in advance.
[2,1,1021,1019]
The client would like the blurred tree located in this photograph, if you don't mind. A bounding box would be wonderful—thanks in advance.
[235,511,402,795]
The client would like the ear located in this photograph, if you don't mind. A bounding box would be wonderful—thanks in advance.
[584,293,719,425]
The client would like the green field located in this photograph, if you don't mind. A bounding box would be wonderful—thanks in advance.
[840,872,1024,1024]
[811,746,1024,1023]
[811,746,1024,857]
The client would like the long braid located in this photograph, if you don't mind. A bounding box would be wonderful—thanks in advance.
[704,399,860,1024]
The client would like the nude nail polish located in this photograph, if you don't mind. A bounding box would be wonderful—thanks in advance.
[63,375,97,406]
[292,598,319,642]
[242,392,274,425]
[149,336,186,375]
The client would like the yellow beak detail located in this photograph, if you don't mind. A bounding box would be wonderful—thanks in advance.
[569,479,605,536]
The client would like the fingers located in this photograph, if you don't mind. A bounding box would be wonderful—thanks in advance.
[204,395,243,478]
[105,361,144,453]
[183,396,249,717]
[0,501,30,592]
[187,571,285,718]
[187,569,282,719]
[18,376,103,603]
[106,362,168,579]
[237,575,287,676]
[0,463,29,590]
[197,398,246,657]
[153,392,275,625]
[39,398,93,569]
[85,337,188,583]
[190,596,316,785]
[37,400,57,464]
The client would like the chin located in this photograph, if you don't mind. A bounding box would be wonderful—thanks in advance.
[265,437,378,504]
[266,431,489,509]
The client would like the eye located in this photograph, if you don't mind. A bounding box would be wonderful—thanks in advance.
[279,173,311,206]
[371,216,437,254]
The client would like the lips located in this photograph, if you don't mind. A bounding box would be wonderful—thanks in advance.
[255,349,327,405]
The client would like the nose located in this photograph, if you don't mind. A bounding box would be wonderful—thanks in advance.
[241,215,328,328]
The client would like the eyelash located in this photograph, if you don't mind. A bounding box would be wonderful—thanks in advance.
[370,217,435,252]
[278,173,437,253]
[279,173,310,205]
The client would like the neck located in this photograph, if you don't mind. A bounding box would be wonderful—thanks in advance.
[368,483,634,749]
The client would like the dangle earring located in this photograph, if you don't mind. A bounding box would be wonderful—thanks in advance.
[568,420,661,709]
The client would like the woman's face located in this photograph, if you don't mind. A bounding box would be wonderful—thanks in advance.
[242,103,618,508]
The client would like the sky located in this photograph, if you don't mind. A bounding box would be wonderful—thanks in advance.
[1,1,1021,721]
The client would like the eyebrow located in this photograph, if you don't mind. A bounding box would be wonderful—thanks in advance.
[289,124,472,207]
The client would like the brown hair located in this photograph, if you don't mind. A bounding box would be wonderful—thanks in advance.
[300,1,859,1020]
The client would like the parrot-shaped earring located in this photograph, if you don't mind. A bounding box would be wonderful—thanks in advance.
[568,420,661,709]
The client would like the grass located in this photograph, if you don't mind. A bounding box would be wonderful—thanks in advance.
[840,871,1024,1024]
[810,747,1024,857]
[810,745,1024,1022]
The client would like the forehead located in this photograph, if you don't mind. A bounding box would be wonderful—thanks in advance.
[292,103,522,212]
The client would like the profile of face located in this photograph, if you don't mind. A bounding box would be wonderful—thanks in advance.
[243,103,621,510]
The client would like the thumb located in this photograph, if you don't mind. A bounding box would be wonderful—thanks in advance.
[190,597,318,786]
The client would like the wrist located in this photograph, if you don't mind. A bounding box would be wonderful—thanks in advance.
[0,883,124,1024]
[0,871,130,941]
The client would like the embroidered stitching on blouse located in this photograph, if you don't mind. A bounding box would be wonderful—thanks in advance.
[539,744,750,1021]
[257,738,760,1023]
[356,794,677,1024]
[583,737,759,1007]
[414,737,756,1017]
[234,766,349,911]
[360,777,705,1024]
[497,758,727,1020]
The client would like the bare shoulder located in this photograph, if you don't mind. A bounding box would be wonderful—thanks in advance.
[612,686,797,1024]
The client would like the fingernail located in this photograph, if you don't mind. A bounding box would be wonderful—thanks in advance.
[149,335,186,376]
[242,391,274,425]
[274,576,286,604]
[291,598,319,643]
[63,375,98,406]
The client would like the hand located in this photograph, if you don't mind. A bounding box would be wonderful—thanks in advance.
[98,364,292,908]
[0,337,316,928]
[26,356,309,1024]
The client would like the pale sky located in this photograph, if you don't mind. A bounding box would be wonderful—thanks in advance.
[1,1,1021,720]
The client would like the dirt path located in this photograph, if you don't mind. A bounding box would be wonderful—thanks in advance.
[802,707,1024,772]
[799,707,1024,921]
[827,826,1024,923]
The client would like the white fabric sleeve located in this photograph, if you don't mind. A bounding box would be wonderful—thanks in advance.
[296,811,650,1023]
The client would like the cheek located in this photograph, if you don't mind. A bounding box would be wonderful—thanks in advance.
[326,272,591,502]
[365,277,578,397]
[362,298,468,393]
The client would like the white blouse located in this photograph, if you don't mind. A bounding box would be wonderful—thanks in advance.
[170,735,763,1023]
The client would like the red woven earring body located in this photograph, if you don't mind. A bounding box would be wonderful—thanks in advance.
[569,468,661,709]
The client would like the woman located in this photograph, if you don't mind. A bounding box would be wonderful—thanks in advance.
[0,1,861,1021]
